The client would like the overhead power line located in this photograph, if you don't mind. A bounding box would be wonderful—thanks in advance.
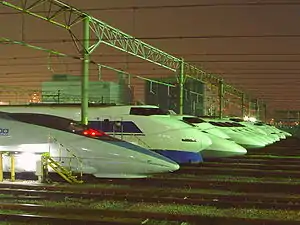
[1,2,300,15]
[4,53,300,60]
[204,68,300,71]
[1,68,300,78]
[3,60,300,66]
[8,34,300,44]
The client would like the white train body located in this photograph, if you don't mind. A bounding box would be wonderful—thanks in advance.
[169,115,247,158]
[228,118,279,143]
[0,111,179,178]
[222,121,274,145]
[253,122,291,139]
[201,119,267,149]
[0,105,212,164]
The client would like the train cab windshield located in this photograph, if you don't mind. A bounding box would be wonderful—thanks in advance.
[208,121,226,127]
[182,117,206,124]
[130,107,169,116]
[230,118,244,122]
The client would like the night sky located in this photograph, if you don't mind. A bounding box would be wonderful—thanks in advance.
[0,0,299,117]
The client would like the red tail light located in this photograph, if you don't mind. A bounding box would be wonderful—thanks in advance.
[82,128,106,137]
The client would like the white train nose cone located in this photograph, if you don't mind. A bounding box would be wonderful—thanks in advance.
[226,133,266,149]
[282,130,292,136]
[201,134,247,159]
[199,132,213,150]
[246,132,272,145]
[146,159,180,173]
[177,127,212,152]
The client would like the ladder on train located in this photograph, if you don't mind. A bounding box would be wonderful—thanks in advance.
[42,153,83,184]
[41,136,83,184]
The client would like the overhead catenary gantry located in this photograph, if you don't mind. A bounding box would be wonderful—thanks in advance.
[0,0,251,120]
[0,37,176,97]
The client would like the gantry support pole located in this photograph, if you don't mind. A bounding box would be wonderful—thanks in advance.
[179,59,185,115]
[0,153,3,182]
[241,93,246,118]
[218,80,224,119]
[256,99,260,120]
[81,16,90,125]
[264,103,267,122]
[10,153,15,182]
[248,99,251,117]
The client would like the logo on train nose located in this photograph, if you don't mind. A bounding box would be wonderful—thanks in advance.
[0,128,9,136]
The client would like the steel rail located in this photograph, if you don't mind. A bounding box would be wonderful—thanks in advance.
[206,158,300,165]
[174,166,300,178]
[0,212,140,225]
[0,203,299,225]
[1,185,300,210]
[181,162,300,170]
[1,174,300,193]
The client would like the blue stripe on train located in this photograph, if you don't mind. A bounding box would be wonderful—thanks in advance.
[87,121,178,165]
[108,141,178,165]
[89,120,203,164]
[153,150,203,164]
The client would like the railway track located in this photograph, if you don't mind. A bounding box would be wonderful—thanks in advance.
[205,157,300,165]
[0,137,300,224]
[0,203,300,225]
[176,165,300,178]
[183,161,300,170]
[0,212,142,225]
[0,181,300,210]
[1,175,300,194]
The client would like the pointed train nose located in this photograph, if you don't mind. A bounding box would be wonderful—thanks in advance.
[225,133,266,149]
[179,127,213,150]
[111,140,180,174]
[198,131,213,150]
[200,133,247,159]
[146,157,180,173]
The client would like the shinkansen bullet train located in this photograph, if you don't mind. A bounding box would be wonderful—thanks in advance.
[227,117,292,142]
[0,111,179,178]
[169,115,247,158]
[220,120,275,145]
[0,104,212,164]
[198,118,268,149]
[167,110,230,139]
[228,118,280,143]
[253,121,292,139]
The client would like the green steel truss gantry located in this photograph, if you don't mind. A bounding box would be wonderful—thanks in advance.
[0,0,250,121]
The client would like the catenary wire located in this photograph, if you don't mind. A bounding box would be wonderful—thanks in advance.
[1,2,300,15]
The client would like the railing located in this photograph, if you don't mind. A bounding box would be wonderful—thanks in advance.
[130,134,152,149]
[47,135,83,182]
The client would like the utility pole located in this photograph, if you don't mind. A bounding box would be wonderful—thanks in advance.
[218,80,224,119]
[264,103,267,122]
[256,99,260,120]
[81,16,90,125]
[179,58,185,115]
[241,93,245,118]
